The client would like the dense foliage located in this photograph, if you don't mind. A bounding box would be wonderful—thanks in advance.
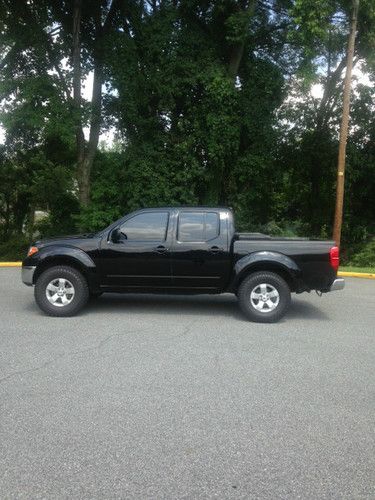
[0,0,374,262]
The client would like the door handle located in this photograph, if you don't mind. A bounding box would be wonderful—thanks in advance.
[154,245,168,254]
[209,246,223,254]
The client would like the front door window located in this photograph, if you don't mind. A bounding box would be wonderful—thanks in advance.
[120,212,169,241]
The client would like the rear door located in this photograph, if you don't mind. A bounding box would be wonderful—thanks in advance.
[169,209,231,291]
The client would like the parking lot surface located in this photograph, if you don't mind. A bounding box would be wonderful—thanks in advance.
[0,268,374,499]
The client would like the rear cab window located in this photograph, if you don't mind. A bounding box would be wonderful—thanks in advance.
[177,212,220,242]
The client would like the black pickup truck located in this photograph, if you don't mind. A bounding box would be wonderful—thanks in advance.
[22,207,344,322]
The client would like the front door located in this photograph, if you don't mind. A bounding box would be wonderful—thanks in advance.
[99,210,173,290]
[170,210,230,291]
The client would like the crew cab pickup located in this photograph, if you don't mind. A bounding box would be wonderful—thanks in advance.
[22,207,344,322]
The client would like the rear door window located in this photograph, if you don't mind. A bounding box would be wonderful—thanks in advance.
[178,212,219,242]
[205,212,220,240]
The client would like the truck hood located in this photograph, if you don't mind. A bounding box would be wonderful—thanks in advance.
[34,233,97,247]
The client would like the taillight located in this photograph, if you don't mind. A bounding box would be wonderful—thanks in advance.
[27,246,39,257]
[330,246,339,271]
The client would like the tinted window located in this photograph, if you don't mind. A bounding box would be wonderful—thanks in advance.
[178,212,219,242]
[205,212,220,240]
[178,213,204,242]
[121,212,168,241]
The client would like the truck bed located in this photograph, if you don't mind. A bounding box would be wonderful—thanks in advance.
[233,234,336,292]
[235,232,309,241]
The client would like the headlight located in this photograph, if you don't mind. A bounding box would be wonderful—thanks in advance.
[27,246,39,257]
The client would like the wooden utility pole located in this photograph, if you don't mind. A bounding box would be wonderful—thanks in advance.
[333,0,360,247]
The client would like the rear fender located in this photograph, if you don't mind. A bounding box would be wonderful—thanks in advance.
[232,251,302,291]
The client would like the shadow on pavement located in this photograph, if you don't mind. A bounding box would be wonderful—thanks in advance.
[86,293,244,320]
[81,293,329,322]
[286,298,329,321]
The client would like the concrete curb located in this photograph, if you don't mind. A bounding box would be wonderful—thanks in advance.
[338,271,375,279]
[0,262,374,279]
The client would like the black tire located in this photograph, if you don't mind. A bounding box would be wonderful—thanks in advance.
[237,271,291,323]
[34,265,89,317]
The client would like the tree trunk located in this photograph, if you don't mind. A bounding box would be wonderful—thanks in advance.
[78,60,103,206]
[27,204,35,240]
[228,43,245,80]
[316,56,347,130]
[72,0,118,207]
[227,0,256,80]
[72,0,87,205]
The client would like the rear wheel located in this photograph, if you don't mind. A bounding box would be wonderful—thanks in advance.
[238,271,291,323]
[34,265,89,317]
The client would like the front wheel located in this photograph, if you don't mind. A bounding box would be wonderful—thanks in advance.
[237,271,291,323]
[34,265,89,317]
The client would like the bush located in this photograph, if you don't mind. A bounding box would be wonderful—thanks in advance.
[348,238,375,267]
[257,220,310,238]
[0,235,30,261]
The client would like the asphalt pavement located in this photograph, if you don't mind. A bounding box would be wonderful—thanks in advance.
[0,268,374,499]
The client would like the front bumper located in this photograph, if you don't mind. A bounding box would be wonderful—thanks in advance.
[22,266,36,286]
[329,278,345,291]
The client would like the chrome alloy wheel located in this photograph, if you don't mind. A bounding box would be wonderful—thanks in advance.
[250,283,280,313]
[45,278,75,307]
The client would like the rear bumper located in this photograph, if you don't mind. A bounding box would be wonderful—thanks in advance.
[329,278,345,292]
[22,266,36,286]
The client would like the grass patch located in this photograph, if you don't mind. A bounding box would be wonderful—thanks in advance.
[339,266,375,274]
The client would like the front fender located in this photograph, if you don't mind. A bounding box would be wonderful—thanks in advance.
[36,245,96,269]
[232,251,301,289]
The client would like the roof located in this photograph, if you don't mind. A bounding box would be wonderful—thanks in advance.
[136,206,232,211]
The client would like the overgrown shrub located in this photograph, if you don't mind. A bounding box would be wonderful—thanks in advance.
[348,238,375,267]
[259,220,310,237]
[0,236,29,261]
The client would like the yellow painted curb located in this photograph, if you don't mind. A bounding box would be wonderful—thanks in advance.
[338,271,375,279]
[0,262,22,267]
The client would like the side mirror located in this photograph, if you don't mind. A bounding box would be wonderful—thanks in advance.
[111,227,127,243]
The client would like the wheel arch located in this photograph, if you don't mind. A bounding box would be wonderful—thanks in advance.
[33,250,97,289]
[232,252,301,293]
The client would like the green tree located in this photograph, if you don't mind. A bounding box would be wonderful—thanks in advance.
[0,0,374,254]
